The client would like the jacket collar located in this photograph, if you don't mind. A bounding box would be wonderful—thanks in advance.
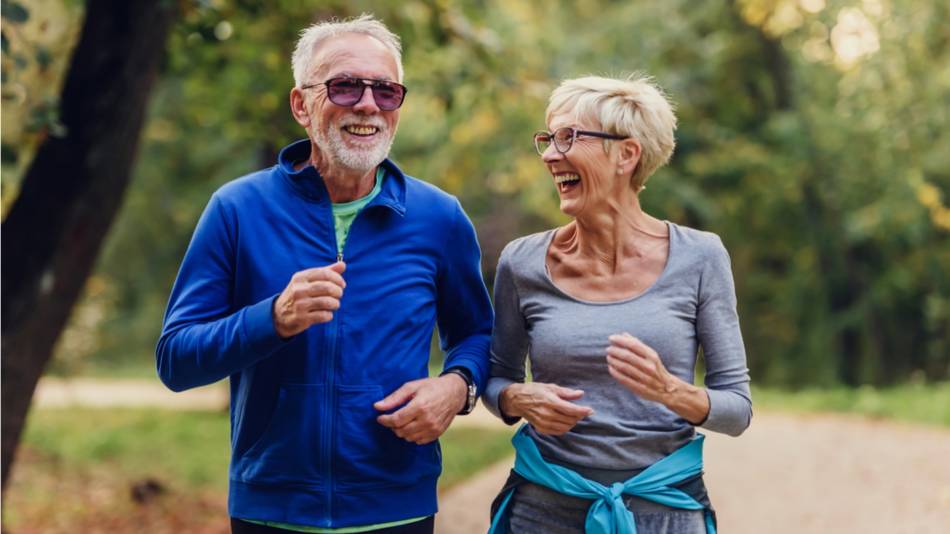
[277,139,407,216]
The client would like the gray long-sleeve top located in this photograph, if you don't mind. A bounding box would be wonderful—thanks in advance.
[483,223,752,471]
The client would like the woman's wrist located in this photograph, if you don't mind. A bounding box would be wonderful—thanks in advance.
[662,379,710,425]
[499,383,523,418]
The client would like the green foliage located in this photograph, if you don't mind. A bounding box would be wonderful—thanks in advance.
[8,408,513,530]
[22,408,231,489]
[1,0,29,24]
[753,382,950,427]
[3,0,947,387]
[0,0,81,212]
[18,408,514,491]
[437,426,515,488]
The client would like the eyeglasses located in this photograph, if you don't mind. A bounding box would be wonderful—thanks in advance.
[533,127,629,155]
[301,77,407,111]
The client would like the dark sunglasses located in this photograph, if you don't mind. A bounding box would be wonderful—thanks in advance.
[534,127,629,155]
[301,77,407,111]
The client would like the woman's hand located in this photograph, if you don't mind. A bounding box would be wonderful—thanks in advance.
[606,333,678,404]
[499,382,594,435]
[606,333,710,424]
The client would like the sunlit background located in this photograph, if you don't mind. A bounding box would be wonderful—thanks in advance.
[2,0,948,532]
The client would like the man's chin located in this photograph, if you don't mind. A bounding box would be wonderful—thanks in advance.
[334,154,386,174]
[318,129,393,174]
[339,147,389,170]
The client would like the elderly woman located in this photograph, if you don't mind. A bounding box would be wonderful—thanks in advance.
[484,75,752,534]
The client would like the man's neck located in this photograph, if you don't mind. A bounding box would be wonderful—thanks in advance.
[321,166,377,203]
[305,143,379,203]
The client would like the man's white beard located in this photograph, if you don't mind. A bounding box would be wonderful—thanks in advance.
[314,117,395,175]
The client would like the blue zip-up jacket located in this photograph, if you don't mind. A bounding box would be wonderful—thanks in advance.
[156,139,493,528]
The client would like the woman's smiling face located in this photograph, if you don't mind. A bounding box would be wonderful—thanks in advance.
[542,112,624,218]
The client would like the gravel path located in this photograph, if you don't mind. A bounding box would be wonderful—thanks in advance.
[437,411,950,534]
[32,379,950,533]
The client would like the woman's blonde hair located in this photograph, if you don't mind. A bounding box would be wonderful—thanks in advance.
[546,74,677,190]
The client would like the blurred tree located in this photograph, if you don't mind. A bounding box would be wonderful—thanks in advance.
[0,0,178,490]
[52,0,950,387]
[3,0,947,429]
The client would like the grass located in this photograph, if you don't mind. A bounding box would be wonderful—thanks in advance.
[47,356,158,380]
[18,408,232,489]
[439,426,515,488]
[751,382,950,427]
[4,408,514,532]
[10,378,946,531]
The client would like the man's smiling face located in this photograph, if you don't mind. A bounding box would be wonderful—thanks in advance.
[306,32,401,174]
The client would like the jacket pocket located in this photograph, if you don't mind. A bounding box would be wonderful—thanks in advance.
[335,384,439,489]
[234,383,325,487]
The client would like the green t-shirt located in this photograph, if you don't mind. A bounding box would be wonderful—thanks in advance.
[332,167,385,257]
[247,167,428,533]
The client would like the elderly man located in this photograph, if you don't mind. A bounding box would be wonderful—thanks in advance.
[156,14,492,534]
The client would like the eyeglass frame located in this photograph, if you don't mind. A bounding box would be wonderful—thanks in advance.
[300,76,408,111]
[533,127,629,156]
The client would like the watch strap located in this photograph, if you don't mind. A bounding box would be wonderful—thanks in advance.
[440,367,476,415]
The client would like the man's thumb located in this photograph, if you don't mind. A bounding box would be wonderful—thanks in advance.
[374,383,415,411]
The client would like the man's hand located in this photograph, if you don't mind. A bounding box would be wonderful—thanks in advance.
[374,374,468,445]
[273,262,346,338]
[499,382,593,435]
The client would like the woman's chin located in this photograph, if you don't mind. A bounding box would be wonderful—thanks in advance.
[558,200,582,218]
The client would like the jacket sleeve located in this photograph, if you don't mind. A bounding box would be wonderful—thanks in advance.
[435,199,494,394]
[482,247,529,425]
[696,235,753,436]
[155,194,287,392]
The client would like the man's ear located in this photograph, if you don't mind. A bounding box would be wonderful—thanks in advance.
[290,87,311,128]
[617,138,642,176]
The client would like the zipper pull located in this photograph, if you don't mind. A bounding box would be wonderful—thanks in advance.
[337,251,343,263]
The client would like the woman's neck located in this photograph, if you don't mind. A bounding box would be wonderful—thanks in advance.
[557,195,668,275]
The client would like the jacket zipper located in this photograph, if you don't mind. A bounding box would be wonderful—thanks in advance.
[327,230,355,525]
[324,177,392,525]
[325,202,368,526]
[323,207,342,526]
[324,312,337,526]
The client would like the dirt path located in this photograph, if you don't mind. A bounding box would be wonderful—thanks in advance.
[437,411,950,534]
[33,377,230,410]
[32,380,950,532]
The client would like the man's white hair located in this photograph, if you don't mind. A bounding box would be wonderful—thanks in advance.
[547,74,677,190]
[291,13,403,87]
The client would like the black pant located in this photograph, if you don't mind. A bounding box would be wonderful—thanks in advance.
[230,516,435,534]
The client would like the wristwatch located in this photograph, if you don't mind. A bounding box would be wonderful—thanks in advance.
[440,367,476,415]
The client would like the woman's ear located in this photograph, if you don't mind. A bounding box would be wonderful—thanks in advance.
[617,138,642,176]
[290,87,311,128]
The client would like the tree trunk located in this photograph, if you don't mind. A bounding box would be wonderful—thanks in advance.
[1,0,178,491]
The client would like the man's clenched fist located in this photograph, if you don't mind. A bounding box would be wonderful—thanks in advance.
[273,262,346,338]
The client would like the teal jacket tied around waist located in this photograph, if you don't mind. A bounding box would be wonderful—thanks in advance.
[489,425,717,534]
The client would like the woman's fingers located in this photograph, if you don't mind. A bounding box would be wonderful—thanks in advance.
[551,384,585,400]
[606,346,660,381]
[607,353,667,402]
[531,410,581,435]
[608,333,660,361]
[519,383,594,435]
[607,363,639,392]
